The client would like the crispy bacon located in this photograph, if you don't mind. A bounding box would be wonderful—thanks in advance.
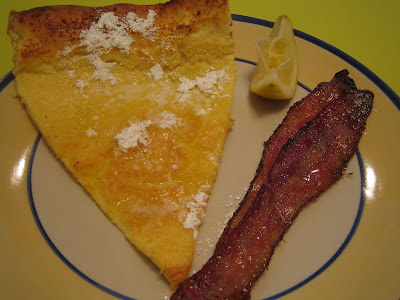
[217,70,357,247]
[171,71,373,300]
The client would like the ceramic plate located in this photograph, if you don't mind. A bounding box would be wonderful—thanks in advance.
[1,15,399,300]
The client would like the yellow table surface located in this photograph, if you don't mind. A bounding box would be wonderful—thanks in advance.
[1,1,399,299]
[1,0,400,97]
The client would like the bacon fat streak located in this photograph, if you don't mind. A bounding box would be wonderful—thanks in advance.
[171,70,373,299]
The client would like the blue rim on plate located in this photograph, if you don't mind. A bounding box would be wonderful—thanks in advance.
[27,135,366,300]
[0,71,14,93]
[233,15,400,110]
[1,13,399,300]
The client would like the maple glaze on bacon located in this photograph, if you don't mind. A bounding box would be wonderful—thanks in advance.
[171,71,373,299]
[216,70,357,248]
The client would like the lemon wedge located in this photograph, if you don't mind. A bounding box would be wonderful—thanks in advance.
[250,15,298,100]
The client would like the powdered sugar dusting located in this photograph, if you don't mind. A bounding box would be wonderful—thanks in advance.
[115,120,152,151]
[79,12,133,54]
[67,69,75,80]
[178,69,229,95]
[85,128,98,137]
[183,192,208,239]
[66,10,157,86]
[86,53,117,85]
[58,44,76,56]
[125,10,157,41]
[176,69,229,102]
[157,111,180,129]
[147,63,164,82]
[114,111,181,151]
[75,79,88,89]
[197,108,212,116]
[75,79,89,94]
[195,186,249,255]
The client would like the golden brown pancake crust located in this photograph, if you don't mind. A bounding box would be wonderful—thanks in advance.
[8,0,233,72]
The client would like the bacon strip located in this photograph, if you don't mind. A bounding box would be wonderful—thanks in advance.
[216,70,356,247]
[171,72,373,300]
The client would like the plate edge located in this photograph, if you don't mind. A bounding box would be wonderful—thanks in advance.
[232,14,400,111]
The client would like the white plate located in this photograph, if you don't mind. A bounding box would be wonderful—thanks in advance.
[1,15,399,300]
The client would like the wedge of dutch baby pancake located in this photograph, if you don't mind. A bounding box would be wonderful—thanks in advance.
[8,0,236,289]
